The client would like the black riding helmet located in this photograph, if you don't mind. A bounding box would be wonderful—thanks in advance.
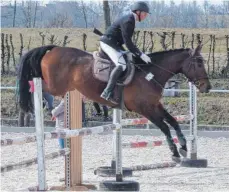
[131,1,150,14]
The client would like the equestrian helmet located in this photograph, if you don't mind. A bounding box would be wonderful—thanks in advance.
[131,1,150,13]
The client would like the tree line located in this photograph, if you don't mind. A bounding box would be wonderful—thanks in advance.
[1,0,229,29]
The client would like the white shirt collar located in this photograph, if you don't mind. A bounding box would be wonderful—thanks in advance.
[132,12,138,21]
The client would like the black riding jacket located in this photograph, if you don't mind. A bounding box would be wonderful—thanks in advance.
[100,12,142,57]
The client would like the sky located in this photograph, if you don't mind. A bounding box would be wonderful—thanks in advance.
[2,0,227,5]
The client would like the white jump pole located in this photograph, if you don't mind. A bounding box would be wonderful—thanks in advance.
[189,82,197,159]
[180,82,207,167]
[34,78,47,190]
[95,109,132,177]
[111,130,116,168]
[113,109,123,181]
[99,109,139,191]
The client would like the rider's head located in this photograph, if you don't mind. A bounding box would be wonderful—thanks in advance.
[131,1,150,22]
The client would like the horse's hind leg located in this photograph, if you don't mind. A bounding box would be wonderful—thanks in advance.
[163,108,187,157]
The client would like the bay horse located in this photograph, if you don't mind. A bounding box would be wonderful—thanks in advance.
[18,44,211,162]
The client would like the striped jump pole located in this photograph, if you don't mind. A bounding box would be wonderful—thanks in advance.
[1,124,117,147]
[122,138,179,148]
[121,135,195,149]
[121,114,193,126]
[1,135,38,147]
[1,148,69,173]
[131,161,177,171]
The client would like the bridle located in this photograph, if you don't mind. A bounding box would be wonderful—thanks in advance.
[132,49,209,89]
[185,51,209,88]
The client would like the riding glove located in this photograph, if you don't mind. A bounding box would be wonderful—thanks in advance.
[140,53,151,64]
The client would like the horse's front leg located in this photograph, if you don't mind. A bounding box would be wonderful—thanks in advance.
[139,105,181,163]
[163,107,187,157]
[150,116,181,163]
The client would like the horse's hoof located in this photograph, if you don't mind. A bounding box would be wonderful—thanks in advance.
[103,116,112,122]
[179,148,187,158]
[172,156,181,163]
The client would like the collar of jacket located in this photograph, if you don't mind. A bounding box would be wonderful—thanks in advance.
[132,12,138,21]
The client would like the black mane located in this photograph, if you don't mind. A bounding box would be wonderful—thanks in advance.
[133,48,191,66]
[147,48,191,57]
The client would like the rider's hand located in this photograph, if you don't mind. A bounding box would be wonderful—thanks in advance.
[51,116,56,121]
[140,53,151,64]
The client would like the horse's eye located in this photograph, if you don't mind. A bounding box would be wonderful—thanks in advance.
[197,58,203,67]
[197,58,202,63]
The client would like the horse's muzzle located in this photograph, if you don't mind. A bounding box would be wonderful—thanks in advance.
[196,80,212,93]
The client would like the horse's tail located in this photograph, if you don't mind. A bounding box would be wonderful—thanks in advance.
[18,45,57,113]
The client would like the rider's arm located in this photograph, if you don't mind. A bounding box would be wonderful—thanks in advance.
[120,19,142,57]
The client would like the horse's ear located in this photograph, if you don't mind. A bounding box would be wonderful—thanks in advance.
[194,44,203,55]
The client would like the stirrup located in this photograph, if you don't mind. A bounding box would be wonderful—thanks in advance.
[100,91,112,100]
[100,92,118,105]
[107,98,118,105]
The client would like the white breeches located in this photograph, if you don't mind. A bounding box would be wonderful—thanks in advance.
[100,41,126,71]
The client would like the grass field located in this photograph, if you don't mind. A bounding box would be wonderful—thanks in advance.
[2,28,229,53]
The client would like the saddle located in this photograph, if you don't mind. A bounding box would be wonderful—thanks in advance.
[92,49,135,108]
[93,49,135,85]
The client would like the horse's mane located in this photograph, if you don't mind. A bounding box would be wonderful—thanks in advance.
[132,48,192,66]
[147,48,191,57]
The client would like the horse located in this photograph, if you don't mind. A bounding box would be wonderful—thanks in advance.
[18,44,211,162]
[93,102,110,121]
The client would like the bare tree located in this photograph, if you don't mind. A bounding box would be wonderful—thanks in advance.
[1,2,14,27]
[33,1,38,27]
[203,0,209,28]
[1,0,229,28]
[20,1,39,28]
[45,13,73,28]
[81,0,88,28]
[103,0,111,29]
[21,0,33,27]
[86,1,103,27]
[13,0,16,27]
[109,1,129,22]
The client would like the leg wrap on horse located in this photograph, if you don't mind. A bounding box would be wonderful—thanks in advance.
[102,105,108,117]
[176,131,187,146]
[166,137,180,157]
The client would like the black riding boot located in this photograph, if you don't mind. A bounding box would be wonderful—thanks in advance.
[100,65,123,104]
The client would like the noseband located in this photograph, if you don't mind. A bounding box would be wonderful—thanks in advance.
[186,50,209,88]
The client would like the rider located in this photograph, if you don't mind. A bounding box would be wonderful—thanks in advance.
[99,1,152,104]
